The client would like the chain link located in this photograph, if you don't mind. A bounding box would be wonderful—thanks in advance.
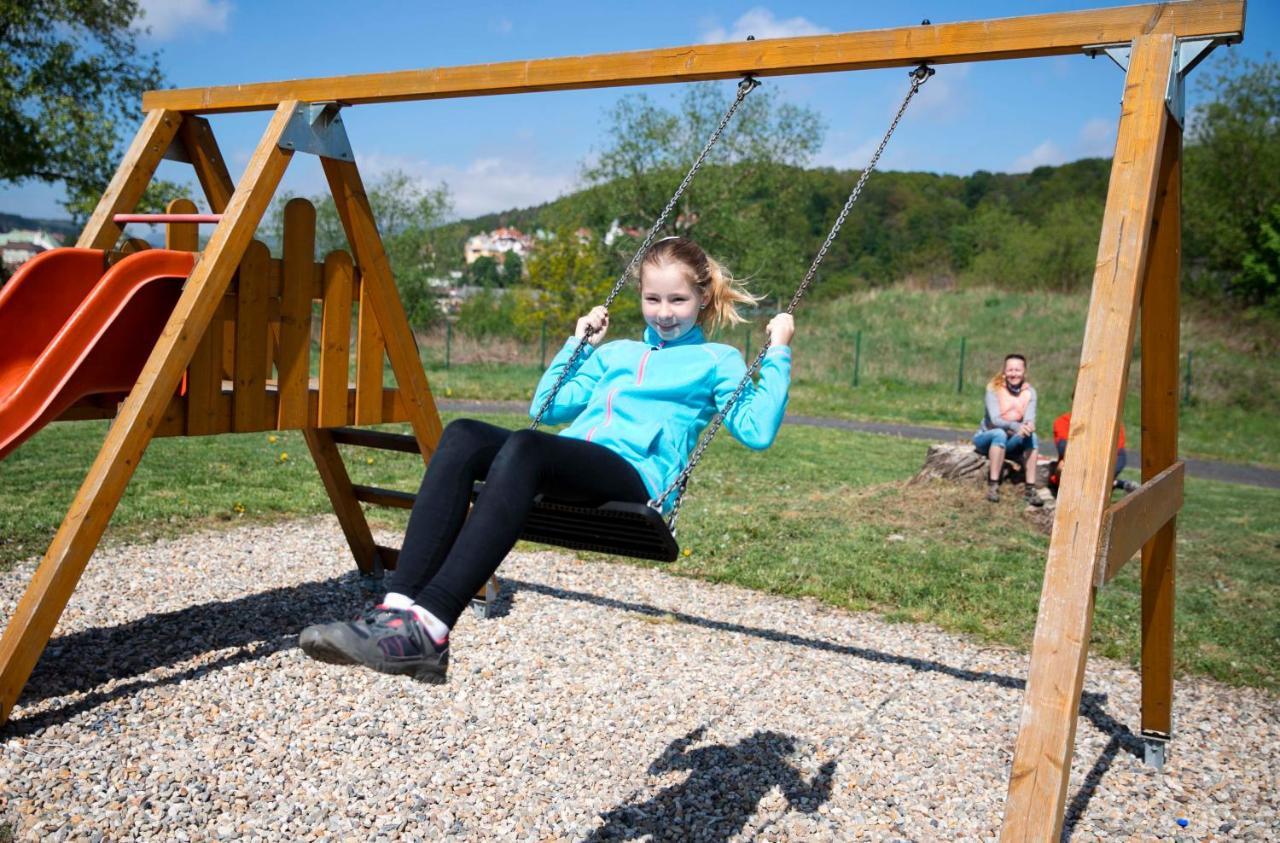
[657,65,934,530]
[530,76,761,430]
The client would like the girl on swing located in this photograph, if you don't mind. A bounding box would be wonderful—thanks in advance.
[299,236,795,682]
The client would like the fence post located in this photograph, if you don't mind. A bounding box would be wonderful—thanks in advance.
[852,330,862,388]
[1182,349,1193,405]
[957,336,967,394]
[540,321,547,369]
[446,320,452,371]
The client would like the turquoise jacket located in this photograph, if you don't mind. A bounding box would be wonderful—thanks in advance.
[529,325,792,511]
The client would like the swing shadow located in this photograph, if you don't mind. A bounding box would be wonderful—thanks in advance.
[582,725,836,842]
[3,571,1142,829]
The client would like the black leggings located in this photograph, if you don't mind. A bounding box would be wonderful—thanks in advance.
[385,419,651,627]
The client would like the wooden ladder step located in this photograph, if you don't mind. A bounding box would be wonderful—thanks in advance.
[329,426,419,454]
[353,484,415,509]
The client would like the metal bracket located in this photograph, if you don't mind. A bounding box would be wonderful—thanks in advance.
[1084,42,1131,72]
[1141,730,1170,771]
[278,101,354,161]
[162,135,192,164]
[1086,36,1232,127]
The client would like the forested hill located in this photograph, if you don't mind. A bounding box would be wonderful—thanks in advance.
[453,157,1115,296]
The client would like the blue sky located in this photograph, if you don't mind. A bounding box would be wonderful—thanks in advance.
[2,0,1275,221]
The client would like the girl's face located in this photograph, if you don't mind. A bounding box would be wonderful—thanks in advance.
[640,261,709,342]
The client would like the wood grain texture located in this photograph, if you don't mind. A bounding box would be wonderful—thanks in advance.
[0,101,298,728]
[278,198,316,429]
[318,251,355,428]
[77,109,182,248]
[355,280,385,425]
[143,2,1243,114]
[233,241,271,431]
[164,198,200,251]
[1140,121,1182,739]
[177,115,235,213]
[1097,462,1185,586]
[1001,35,1175,842]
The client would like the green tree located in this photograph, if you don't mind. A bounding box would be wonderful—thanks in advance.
[467,255,501,289]
[516,227,636,339]
[578,83,825,299]
[1184,54,1280,306]
[1,0,183,219]
[502,250,524,285]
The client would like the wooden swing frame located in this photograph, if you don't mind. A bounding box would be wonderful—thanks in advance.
[0,2,1247,838]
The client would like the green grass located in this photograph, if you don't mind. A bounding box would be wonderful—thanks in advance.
[424,283,1280,467]
[3,412,1277,691]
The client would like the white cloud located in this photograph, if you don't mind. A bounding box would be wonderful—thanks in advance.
[135,0,232,40]
[359,152,577,219]
[814,134,881,171]
[493,17,514,35]
[1077,117,1116,157]
[1011,140,1067,172]
[701,8,828,43]
[904,63,969,124]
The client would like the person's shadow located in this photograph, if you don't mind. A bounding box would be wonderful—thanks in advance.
[584,726,836,842]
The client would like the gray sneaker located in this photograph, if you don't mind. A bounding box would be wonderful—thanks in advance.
[986,483,1000,503]
[1025,486,1045,508]
[299,606,448,683]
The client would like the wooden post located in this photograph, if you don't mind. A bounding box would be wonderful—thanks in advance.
[278,199,317,429]
[177,115,236,214]
[0,101,299,728]
[322,158,442,459]
[303,429,382,576]
[1140,118,1182,747]
[233,241,271,431]
[77,109,182,250]
[1001,35,1175,841]
[164,198,200,251]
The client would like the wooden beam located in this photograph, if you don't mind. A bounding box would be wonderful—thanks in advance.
[323,159,442,460]
[77,109,182,248]
[0,101,298,729]
[303,429,381,577]
[143,2,1243,114]
[177,115,236,213]
[1140,119,1183,740]
[1001,35,1176,841]
[1096,462,1185,586]
[352,484,416,510]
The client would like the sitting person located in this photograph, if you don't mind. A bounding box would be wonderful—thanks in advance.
[973,353,1043,506]
[1047,409,1138,495]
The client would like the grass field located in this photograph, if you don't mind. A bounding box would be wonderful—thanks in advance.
[418,284,1280,467]
[3,411,1276,691]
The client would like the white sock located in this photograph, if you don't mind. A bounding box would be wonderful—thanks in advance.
[381,592,449,643]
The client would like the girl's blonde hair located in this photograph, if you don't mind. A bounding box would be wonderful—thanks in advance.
[639,237,760,333]
[988,353,1030,391]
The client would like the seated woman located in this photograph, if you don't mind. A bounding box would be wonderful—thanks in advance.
[973,353,1043,506]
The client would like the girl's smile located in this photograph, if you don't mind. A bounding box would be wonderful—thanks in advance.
[640,262,708,342]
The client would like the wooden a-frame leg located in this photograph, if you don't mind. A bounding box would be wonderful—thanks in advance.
[0,102,299,728]
[322,158,444,461]
[304,429,383,578]
[76,109,182,250]
[1001,35,1176,841]
[1139,118,1181,762]
[178,115,236,214]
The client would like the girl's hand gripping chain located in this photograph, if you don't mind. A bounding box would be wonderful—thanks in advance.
[766,313,795,347]
[575,306,610,347]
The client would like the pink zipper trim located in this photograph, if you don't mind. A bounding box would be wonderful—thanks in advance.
[586,388,619,443]
[636,340,664,385]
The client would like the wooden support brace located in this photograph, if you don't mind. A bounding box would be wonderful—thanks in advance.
[322,158,442,461]
[76,109,182,250]
[1001,35,1176,842]
[177,115,236,214]
[0,101,298,728]
[1095,462,1185,586]
[303,429,383,577]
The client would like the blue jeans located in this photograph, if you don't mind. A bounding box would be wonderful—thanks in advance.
[973,428,1038,460]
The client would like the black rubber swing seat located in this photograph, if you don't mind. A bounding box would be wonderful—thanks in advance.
[471,481,679,562]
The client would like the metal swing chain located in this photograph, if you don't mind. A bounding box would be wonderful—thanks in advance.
[655,64,935,530]
[530,75,761,430]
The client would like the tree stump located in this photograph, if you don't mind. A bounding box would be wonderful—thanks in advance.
[913,442,1055,532]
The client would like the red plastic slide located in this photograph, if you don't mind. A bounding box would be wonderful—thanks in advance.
[0,248,196,461]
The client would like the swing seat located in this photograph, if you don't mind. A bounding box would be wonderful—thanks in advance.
[471,481,679,562]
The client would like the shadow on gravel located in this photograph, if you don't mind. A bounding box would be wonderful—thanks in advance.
[5,571,1140,828]
[501,577,1146,832]
[583,725,835,842]
[4,573,368,737]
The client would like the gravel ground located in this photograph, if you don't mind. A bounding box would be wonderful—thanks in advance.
[1,516,1277,842]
